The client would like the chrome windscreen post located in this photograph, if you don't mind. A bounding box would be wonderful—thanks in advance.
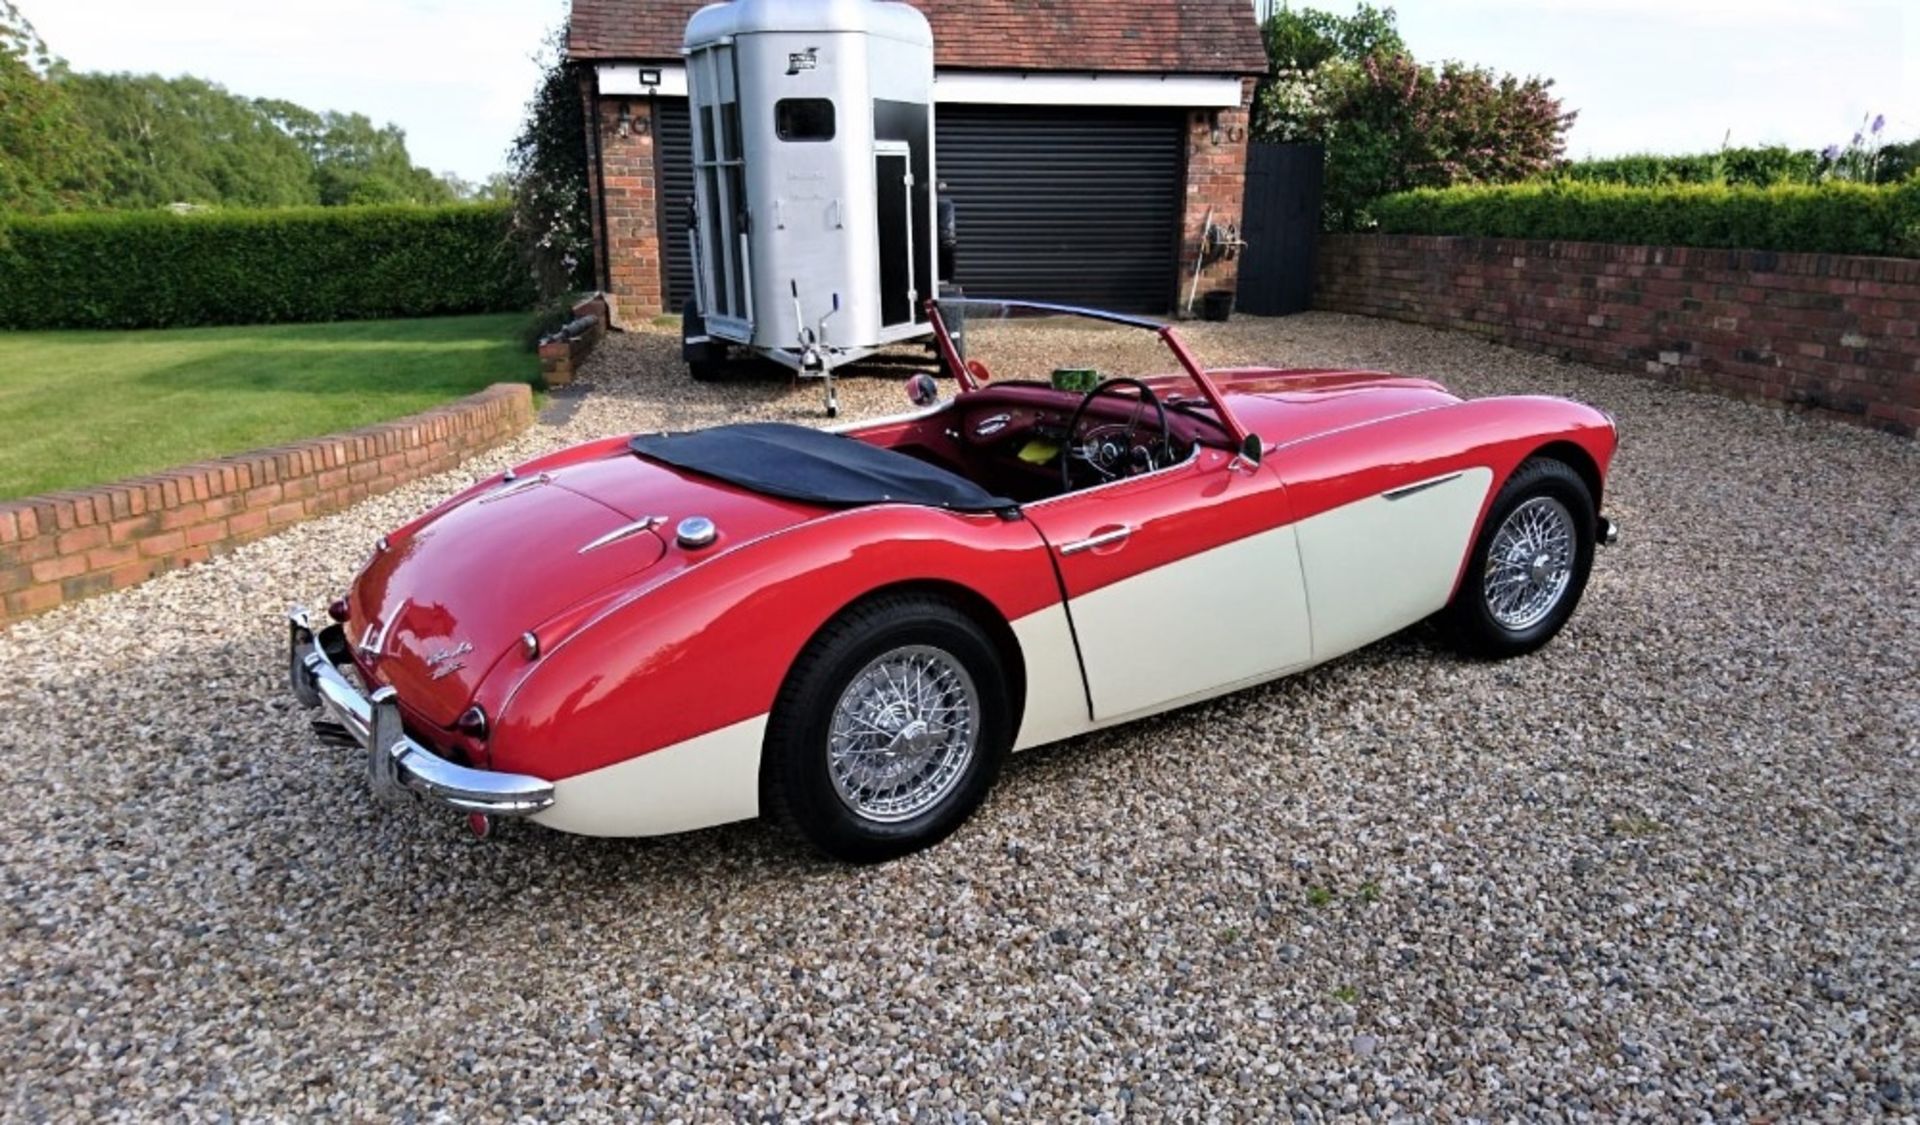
[288,609,320,708]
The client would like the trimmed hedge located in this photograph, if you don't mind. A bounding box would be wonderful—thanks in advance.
[1559,147,1823,188]
[0,203,536,329]
[1373,180,1920,258]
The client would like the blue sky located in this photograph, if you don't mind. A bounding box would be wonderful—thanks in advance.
[25,0,1919,181]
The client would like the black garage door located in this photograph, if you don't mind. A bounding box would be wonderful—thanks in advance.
[653,99,696,311]
[648,100,1186,314]
[934,104,1185,313]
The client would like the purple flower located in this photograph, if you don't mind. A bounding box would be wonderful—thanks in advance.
[1822,143,1841,161]
[1871,114,1885,135]
[1851,131,1864,146]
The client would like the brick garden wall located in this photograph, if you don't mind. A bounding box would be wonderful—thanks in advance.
[537,293,611,386]
[0,383,535,626]
[1315,234,1920,437]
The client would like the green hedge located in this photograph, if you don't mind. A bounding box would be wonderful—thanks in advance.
[0,203,536,329]
[1372,180,1920,258]
[1559,147,1823,188]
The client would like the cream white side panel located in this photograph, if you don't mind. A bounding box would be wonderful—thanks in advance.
[1295,467,1494,661]
[531,715,766,837]
[1010,604,1090,752]
[1070,524,1313,721]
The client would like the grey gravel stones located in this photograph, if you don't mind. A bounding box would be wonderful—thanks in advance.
[1,314,1914,1120]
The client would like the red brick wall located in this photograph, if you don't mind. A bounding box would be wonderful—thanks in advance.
[1178,78,1255,311]
[1316,234,1920,437]
[585,87,662,328]
[0,384,535,626]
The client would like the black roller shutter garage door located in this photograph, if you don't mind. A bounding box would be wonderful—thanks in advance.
[934,104,1185,312]
[653,98,695,311]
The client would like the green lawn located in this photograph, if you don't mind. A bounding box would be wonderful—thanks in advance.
[0,314,537,499]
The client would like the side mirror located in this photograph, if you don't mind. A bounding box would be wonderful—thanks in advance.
[1231,433,1263,471]
[906,372,941,407]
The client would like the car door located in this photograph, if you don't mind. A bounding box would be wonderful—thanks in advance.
[1022,446,1313,723]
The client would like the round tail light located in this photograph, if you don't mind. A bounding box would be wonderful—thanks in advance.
[455,706,488,739]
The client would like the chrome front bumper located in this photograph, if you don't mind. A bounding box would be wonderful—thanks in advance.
[288,610,554,817]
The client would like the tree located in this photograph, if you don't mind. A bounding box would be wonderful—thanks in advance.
[0,1,102,212]
[256,101,453,206]
[1251,4,1574,229]
[64,74,317,208]
[506,24,593,298]
[1261,2,1403,77]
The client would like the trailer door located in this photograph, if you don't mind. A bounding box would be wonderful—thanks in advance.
[688,43,753,341]
[874,142,915,328]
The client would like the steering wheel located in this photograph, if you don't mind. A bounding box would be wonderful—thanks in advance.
[1062,377,1173,491]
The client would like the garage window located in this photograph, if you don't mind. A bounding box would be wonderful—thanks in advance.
[775,98,835,141]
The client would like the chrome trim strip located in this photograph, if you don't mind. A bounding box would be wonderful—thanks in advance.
[1383,472,1463,501]
[578,514,667,554]
[477,473,553,504]
[288,612,555,817]
[823,397,953,435]
[1268,404,1454,453]
[1057,526,1134,555]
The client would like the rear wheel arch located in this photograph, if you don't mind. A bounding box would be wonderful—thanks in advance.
[801,579,1028,735]
[759,582,1022,861]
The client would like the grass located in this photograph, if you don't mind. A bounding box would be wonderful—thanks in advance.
[0,314,538,499]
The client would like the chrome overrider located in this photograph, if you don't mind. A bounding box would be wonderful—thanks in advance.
[287,610,555,816]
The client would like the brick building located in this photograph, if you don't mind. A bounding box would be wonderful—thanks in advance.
[567,0,1267,325]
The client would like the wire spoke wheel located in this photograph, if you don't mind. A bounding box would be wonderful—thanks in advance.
[826,645,980,823]
[1482,496,1576,631]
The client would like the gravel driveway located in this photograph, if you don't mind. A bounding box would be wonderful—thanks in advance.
[2,313,1914,1120]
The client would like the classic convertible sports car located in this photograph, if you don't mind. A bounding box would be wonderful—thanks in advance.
[290,299,1618,861]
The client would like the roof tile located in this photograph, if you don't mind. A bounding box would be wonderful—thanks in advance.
[568,0,1267,75]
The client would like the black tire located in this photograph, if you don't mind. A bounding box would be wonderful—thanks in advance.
[688,357,725,383]
[1440,457,1597,659]
[762,595,1012,863]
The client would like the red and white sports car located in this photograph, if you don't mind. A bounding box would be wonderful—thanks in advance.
[290,299,1618,861]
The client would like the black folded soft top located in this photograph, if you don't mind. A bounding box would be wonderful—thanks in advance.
[630,422,1015,513]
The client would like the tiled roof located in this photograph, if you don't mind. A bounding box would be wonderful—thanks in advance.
[568,0,1268,75]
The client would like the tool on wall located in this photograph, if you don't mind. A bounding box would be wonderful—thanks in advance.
[1184,206,1249,315]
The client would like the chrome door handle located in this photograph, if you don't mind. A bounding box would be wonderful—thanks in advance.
[1058,525,1133,555]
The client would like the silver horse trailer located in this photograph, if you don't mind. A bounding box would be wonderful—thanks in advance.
[680,0,938,416]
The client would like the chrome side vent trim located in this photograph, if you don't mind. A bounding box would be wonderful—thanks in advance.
[578,515,668,554]
[1383,472,1462,502]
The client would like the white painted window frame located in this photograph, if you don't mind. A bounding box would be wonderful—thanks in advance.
[597,64,1242,108]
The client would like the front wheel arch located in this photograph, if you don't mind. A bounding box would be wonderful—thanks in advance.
[1442,456,1597,659]
[1528,439,1604,513]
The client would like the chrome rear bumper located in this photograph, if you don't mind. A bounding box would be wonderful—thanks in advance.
[288,610,554,817]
